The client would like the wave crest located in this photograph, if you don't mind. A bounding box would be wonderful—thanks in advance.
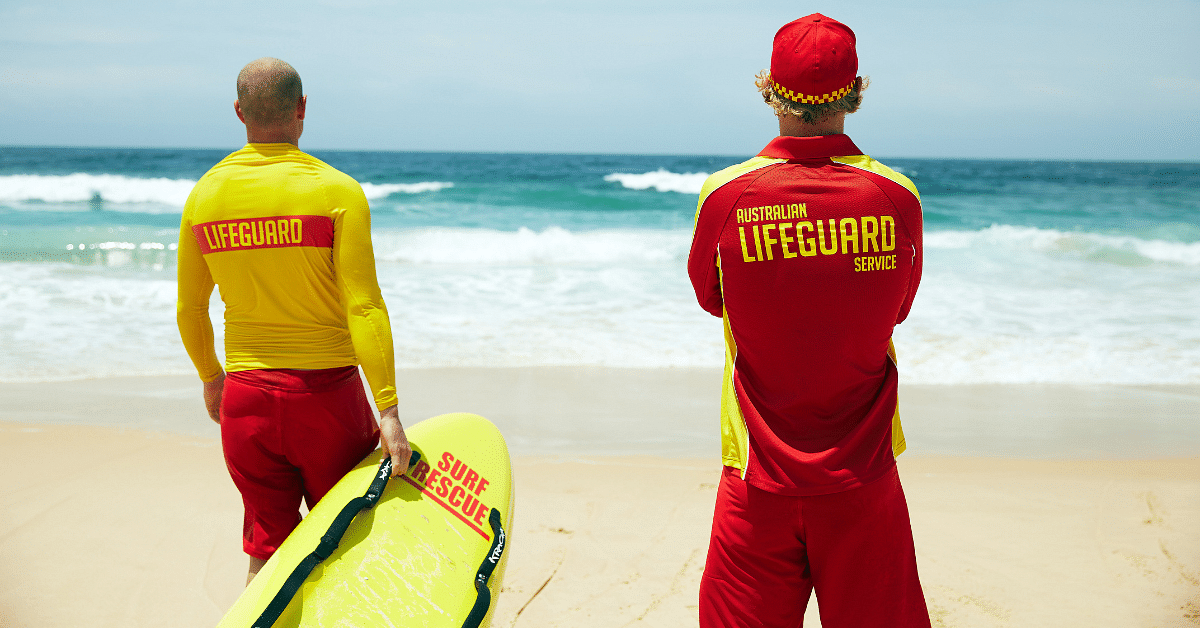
[360,181,453,199]
[0,174,454,207]
[0,173,196,206]
[604,169,709,194]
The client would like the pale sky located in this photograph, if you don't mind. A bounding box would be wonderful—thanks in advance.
[1,0,1197,160]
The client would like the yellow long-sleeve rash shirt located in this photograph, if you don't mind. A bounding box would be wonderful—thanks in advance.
[176,143,397,410]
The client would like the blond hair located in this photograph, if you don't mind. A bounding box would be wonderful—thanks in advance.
[755,70,868,124]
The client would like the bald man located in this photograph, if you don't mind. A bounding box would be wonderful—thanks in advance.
[176,57,411,584]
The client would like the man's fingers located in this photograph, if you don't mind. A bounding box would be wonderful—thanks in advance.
[378,412,410,477]
[393,437,417,477]
[202,374,225,424]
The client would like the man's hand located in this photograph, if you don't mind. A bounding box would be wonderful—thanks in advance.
[203,372,226,424]
[378,405,411,478]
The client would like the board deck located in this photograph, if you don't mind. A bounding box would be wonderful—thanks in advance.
[217,412,514,627]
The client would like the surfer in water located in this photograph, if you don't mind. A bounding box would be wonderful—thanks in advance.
[176,57,412,585]
[687,15,931,627]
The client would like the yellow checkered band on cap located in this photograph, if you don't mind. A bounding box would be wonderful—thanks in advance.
[771,76,854,104]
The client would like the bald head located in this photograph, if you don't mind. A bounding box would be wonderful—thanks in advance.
[236,58,303,128]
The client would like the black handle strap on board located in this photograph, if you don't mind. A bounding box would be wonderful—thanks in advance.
[460,507,507,628]
[251,451,420,628]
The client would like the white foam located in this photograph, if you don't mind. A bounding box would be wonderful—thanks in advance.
[373,226,690,265]
[604,169,709,194]
[0,174,453,208]
[926,224,1200,266]
[0,262,221,382]
[0,174,196,207]
[2,223,1197,384]
[360,181,453,199]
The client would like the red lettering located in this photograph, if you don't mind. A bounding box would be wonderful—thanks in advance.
[463,469,479,493]
[438,452,454,472]
[473,503,489,525]
[410,460,430,484]
[475,477,490,496]
[462,494,479,518]
[450,460,467,481]
[437,476,451,498]
[427,467,442,487]
[449,486,465,508]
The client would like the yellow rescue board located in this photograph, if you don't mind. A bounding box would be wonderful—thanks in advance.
[217,412,514,627]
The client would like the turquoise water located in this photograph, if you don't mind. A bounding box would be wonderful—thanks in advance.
[1,146,1198,384]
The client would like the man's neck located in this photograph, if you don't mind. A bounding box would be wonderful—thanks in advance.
[244,129,299,146]
[777,112,846,138]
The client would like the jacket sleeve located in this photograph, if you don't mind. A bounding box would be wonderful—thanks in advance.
[687,189,726,318]
[885,185,923,325]
[175,193,223,382]
[333,187,398,411]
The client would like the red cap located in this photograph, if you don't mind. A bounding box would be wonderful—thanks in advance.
[769,14,858,104]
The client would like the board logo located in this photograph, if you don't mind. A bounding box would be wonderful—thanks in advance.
[487,527,506,565]
[403,451,494,540]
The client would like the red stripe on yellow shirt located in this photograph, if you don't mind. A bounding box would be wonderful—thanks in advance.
[191,215,333,254]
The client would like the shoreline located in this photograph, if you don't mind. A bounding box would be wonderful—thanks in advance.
[2,369,1197,458]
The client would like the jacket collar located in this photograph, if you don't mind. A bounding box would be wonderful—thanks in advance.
[757,134,862,160]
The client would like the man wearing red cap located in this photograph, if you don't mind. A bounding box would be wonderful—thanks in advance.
[688,14,930,628]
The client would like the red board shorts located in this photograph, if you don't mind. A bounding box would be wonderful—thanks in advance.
[220,366,379,560]
[699,465,930,628]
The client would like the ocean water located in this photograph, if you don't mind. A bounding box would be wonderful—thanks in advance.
[1,146,1197,385]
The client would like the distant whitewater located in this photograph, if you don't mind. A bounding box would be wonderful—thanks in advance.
[1,147,1197,385]
[0,173,452,211]
[604,169,707,194]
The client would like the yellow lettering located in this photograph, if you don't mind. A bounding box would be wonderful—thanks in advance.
[251,221,265,246]
[218,223,231,248]
[816,220,838,255]
[861,216,879,253]
[238,222,249,247]
[265,220,278,245]
[797,203,807,218]
[779,223,796,259]
[797,221,817,257]
[202,225,218,249]
[291,218,302,243]
[762,224,778,261]
[752,225,764,261]
[839,218,860,254]
[277,219,291,244]
[854,257,861,272]
[739,227,755,263]
[736,208,745,224]
[881,216,896,251]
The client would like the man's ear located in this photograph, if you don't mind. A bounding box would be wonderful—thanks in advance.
[296,95,307,121]
[234,100,247,124]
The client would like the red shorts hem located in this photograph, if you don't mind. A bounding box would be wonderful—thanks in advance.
[221,366,379,559]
